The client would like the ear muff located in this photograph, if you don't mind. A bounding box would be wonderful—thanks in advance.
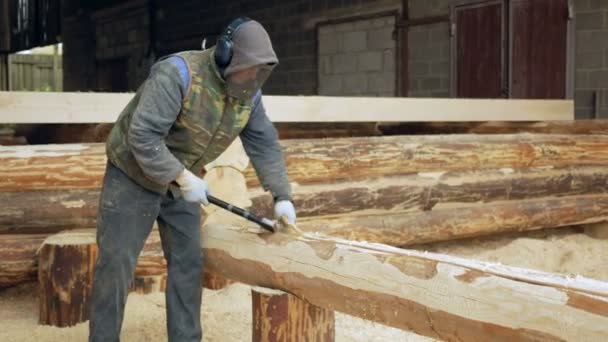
[214,17,252,69]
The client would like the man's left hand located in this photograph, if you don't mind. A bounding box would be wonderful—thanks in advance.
[274,200,296,224]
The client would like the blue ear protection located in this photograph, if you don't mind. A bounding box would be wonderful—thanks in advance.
[214,17,252,69]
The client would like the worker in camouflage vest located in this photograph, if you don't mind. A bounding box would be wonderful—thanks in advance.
[89,17,295,342]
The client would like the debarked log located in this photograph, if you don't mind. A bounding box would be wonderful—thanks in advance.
[202,224,608,341]
[4,134,608,191]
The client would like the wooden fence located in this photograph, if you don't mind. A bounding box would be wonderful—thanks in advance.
[0,53,62,91]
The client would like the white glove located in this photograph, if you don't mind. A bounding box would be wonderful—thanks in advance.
[175,169,210,205]
[274,200,296,224]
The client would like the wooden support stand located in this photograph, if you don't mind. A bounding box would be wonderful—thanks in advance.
[252,287,335,342]
[38,231,97,327]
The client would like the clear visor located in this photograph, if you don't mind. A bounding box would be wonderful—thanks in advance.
[226,64,274,100]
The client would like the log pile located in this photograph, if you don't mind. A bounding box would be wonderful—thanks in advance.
[203,223,608,341]
[2,130,608,339]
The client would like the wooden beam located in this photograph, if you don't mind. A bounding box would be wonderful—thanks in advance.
[203,224,608,341]
[0,91,573,123]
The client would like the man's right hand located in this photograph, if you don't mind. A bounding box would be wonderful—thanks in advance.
[175,169,210,205]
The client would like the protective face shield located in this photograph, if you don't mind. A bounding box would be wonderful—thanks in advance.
[225,64,275,100]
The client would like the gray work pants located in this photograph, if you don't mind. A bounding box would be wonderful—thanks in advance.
[89,162,203,342]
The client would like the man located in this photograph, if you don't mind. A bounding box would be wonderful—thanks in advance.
[89,17,295,342]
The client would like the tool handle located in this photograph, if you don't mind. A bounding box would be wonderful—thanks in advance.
[207,194,275,232]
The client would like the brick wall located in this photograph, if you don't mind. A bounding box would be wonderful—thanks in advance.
[318,15,397,96]
[574,0,608,118]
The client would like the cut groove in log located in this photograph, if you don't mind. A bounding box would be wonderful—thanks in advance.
[38,231,98,327]
[5,134,608,191]
[252,287,335,342]
[203,224,608,341]
[296,194,608,246]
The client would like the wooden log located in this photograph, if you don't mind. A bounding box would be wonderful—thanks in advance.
[0,230,167,289]
[0,229,222,290]
[244,134,608,186]
[5,134,608,191]
[249,166,608,218]
[0,189,99,234]
[5,165,608,235]
[38,231,97,327]
[377,120,608,135]
[274,122,380,139]
[252,287,335,342]
[295,194,608,246]
[203,224,608,341]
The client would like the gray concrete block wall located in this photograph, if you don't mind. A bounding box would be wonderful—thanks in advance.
[317,16,397,97]
[575,0,608,119]
[407,22,450,97]
[407,0,450,97]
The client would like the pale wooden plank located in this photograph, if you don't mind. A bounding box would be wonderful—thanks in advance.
[0,91,573,123]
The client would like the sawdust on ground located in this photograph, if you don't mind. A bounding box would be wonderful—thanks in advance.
[0,225,605,341]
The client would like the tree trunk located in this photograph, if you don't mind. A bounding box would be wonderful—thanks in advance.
[252,287,335,342]
[4,134,608,191]
[203,224,608,341]
[295,194,608,246]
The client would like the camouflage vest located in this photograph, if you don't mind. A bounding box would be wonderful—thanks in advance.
[106,48,252,194]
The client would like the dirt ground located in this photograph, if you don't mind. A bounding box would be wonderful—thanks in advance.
[1,224,605,341]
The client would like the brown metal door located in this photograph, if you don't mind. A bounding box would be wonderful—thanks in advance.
[454,1,504,98]
[510,0,568,99]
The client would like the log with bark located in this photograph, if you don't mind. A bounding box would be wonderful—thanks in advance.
[377,119,608,135]
[295,194,608,246]
[4,134,608,191]
[0,230,167,289]
[249,166,608,218]
[203,224,608,341]
[7,165,608,235]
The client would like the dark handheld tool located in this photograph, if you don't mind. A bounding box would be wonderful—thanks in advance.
[207,194,275,233]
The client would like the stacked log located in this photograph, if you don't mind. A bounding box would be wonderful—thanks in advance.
[3,134,608,287]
